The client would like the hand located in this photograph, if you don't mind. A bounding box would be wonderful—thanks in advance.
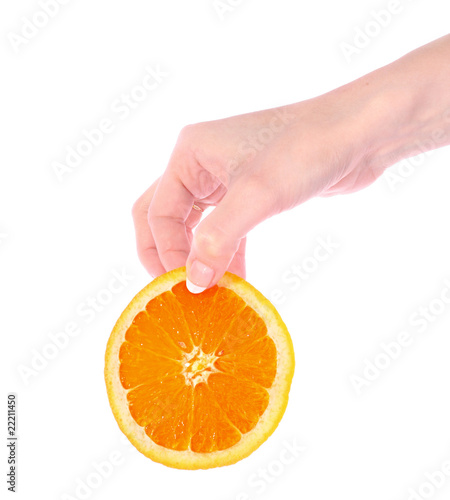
[132,35,450,293]
[132,98,378,292]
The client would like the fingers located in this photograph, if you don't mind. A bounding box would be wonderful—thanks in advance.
[134,163,260,290]
[185,202,209,246]
[132,179,210,277]
[132,179,166,277]
[186,180,274,293]
[226,237,246,279]
[148,169,194,272]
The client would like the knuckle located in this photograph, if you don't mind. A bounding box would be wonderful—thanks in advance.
[131,197,145,218]
[177,124,199,145]
[242,176,279,211]
[195,229,221,259]
[146,209,157,225]
[195,225,235,260]
[176,123,210,155]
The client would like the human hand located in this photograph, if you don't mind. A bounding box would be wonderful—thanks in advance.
[132,34,450,293]
[132,97,378,292]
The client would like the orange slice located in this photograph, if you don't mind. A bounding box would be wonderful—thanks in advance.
[105,267,295,469]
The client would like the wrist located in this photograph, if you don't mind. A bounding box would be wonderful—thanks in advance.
[342,39,450,175]
[359,82,448,173]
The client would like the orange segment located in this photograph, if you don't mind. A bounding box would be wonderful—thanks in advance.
[215,336,277,388]
[171,281,218,346]
[145,291,194,352]
[119,342,182,390]
[125,311,182,360]
[215,305,268,355]
[208,373,269,433]
[190,383,241,452]
[200,286,247,354]
[105,267,295,469]
[127,375,193,451]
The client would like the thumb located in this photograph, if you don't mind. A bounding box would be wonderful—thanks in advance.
[186,182,274,293]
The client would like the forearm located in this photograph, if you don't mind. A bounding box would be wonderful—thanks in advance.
[334,34,450,172]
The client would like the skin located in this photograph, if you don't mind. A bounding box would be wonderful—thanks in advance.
[132,34,450,293]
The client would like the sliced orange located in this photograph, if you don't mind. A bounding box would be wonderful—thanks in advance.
[105,267,295,469]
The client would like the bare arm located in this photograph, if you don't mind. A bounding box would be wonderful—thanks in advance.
[132,34,450,292]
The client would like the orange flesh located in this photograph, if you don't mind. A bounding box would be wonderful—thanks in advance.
[119,282,277,453]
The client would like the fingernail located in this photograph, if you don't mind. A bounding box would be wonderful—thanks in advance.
[186,279,207,294]
[186,260,214,294]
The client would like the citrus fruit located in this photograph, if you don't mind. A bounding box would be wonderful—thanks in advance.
[105,267,295,469]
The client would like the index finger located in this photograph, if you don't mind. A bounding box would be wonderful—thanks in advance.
[148,168,195,272]
[132,179,166,277]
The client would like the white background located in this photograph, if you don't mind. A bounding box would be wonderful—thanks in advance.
[2,1,450,499]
